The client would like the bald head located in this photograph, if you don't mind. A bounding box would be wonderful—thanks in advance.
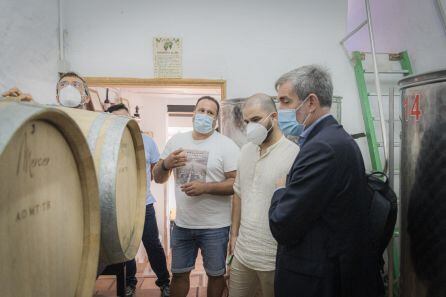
[245,93,277,114]
[243,93,282,145]
[243,93,278,127]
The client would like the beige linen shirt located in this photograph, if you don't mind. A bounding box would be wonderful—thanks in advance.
[233,136,299,271]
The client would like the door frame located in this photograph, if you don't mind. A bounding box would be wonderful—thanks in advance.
[85,77,227,100]
[85,77,226,252]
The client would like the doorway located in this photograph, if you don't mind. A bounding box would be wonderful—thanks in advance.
[87,78,225,284]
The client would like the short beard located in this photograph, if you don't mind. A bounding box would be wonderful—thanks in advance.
[264,120,274,143]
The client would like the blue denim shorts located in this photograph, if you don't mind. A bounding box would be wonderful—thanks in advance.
[171,224,230,276]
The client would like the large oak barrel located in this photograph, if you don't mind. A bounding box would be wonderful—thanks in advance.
[57,107,146,266]
[0,101,100,297]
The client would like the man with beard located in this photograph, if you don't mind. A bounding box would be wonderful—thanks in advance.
[229,93,299,297]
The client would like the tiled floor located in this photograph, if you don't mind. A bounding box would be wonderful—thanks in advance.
[94,254,209,297]
[94,276,208,297]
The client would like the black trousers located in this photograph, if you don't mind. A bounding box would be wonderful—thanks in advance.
[126,204,170,288]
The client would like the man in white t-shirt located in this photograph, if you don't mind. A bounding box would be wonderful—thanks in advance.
[153,96,240,297]
[229,94,299,297]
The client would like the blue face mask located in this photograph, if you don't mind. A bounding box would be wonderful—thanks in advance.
[278,109,304,137]
[194,113,214,134]
[278,96,310,137]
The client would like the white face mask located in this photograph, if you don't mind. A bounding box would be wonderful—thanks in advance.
[59,85,83,108]
[246,113,273,146]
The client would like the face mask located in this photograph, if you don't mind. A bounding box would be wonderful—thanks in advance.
[246,114,273,146]
[194,113,214,134]
[59,85,83,108]
[278,96,310,136]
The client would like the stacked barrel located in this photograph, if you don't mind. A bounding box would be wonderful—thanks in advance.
[0,100,146,297]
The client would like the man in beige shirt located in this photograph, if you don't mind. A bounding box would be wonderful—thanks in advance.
[229,94,299,297]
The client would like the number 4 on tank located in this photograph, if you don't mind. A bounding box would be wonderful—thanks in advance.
[403,94,422,122]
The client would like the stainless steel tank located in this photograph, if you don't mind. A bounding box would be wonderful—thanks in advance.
[399,70,446,297]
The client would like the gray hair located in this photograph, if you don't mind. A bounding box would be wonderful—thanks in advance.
[245,93,277,114]
[275,65,333,108]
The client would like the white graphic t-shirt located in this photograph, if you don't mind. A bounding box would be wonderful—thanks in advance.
[174,149,209,185]
[161,131,240,229]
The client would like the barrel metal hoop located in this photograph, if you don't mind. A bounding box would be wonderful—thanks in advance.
[87,113,108,152]
[99,116,129,261]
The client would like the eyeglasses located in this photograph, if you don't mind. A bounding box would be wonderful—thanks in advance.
[58,80,84,89]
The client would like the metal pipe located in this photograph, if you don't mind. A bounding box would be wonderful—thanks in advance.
[340,19,368,62]
[341,43,353,62]
[58,0,64,62]
[388,87,395,297]
[365,0,388,172]
[339,19,369,44]
[389,88,395,188]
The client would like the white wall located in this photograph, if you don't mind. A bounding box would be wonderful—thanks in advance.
[2,0,444,164]
[0,0,369,164]
[347,0,446,73]
[346,0,405,53]
[64,0,365,137]
[0,0,60,104]
[401,0,446,73]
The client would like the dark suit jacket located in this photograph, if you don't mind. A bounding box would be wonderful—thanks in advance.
[269,115,384,297]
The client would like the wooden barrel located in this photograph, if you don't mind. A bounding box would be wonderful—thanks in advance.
[0,101,100,297]
[57,107,146,266]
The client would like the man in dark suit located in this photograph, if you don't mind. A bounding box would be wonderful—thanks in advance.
[269,65,383,297]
